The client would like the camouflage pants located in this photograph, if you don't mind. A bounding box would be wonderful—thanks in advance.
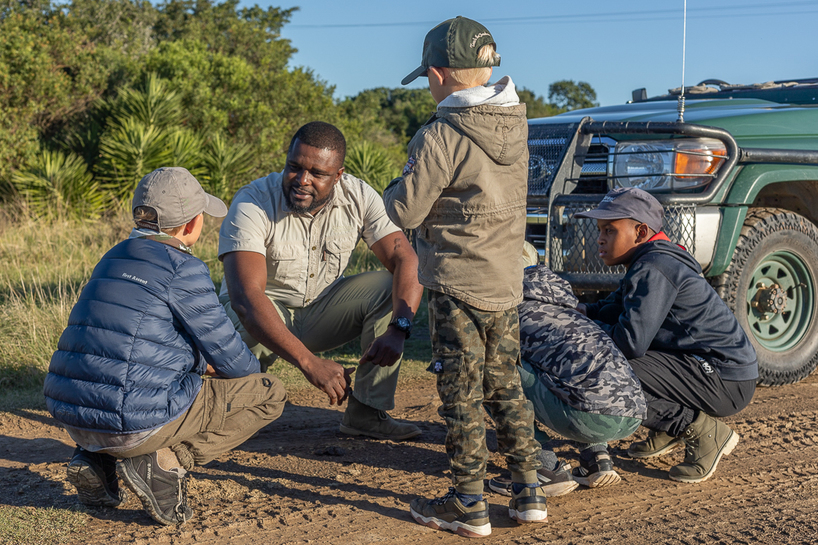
[428,291,542,495]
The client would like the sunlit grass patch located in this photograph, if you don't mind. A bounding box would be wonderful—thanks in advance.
[0,506,87,545]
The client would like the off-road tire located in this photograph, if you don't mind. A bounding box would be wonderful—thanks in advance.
[711,208,818,386]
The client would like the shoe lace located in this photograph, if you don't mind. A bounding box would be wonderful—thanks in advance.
[430,487,457,505]
[683,438,698,461]
[174,474,189,519]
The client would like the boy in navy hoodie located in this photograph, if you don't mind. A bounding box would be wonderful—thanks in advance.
[575,187,757,483]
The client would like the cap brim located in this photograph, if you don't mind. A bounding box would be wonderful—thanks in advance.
[203,193,228,218]
[401,65,428,85]
[573,209,632,221]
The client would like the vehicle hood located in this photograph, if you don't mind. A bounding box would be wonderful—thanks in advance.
[529,98,818,146]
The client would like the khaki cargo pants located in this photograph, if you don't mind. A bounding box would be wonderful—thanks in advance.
[114,374,286,469]
[221,270,401,411]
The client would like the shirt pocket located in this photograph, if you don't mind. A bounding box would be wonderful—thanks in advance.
[267,244,303,285]
[324,236,358,280]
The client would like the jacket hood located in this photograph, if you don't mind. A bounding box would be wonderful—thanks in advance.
[523,265,579,309]
[436,77,528,165]
[631,238,702,274]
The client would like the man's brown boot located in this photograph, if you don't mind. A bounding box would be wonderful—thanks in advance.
[340,394,421,440]
[669,412,739,483]
[628,429,683,458]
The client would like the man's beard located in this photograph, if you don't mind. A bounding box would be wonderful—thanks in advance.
[285,186,333,213]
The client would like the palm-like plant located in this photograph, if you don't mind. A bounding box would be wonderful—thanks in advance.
[167,129,205,177]
[95,73,197,200]
[107,73,184,130]
[96,118,174,200]
[200,134,255,202]
[12,150,109,219]
[344,141,401,195]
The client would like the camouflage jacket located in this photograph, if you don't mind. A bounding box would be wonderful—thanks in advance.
[519,266,647,419]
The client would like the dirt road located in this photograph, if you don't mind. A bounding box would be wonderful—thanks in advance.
[2,371,818,544]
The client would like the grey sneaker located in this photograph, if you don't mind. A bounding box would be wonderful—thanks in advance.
[340,394,421,441]
[489,461,578,497]
[508,485,548,524]
[669,412,739,483]
[409,488,491,538]
[628,429,684,458]
[117,450,192,526]
[572,451,621,488]
[66,446,127,508]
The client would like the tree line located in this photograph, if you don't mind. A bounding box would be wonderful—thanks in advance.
[0,0,598,219]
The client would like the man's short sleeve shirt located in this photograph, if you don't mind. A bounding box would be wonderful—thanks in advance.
[218,172,400,307]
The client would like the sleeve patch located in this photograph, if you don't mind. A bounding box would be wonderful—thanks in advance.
[402,155,416,176]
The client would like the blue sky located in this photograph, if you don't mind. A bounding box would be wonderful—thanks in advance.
[248,0,818,108]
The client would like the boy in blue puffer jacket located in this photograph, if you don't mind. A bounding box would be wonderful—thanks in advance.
[44,167,287,526]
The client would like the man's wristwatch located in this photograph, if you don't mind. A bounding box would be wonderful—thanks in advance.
[389,316,413,339]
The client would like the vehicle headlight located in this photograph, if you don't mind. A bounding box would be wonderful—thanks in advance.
[612,138,727,191]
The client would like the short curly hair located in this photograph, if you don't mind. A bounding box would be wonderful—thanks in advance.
[288,121,346,164]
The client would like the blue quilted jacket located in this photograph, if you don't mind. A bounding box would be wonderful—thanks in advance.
[44,236,260,433]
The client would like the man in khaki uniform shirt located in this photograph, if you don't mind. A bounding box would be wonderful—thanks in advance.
[219,122,423,440]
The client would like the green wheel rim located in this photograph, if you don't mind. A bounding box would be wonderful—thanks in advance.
[746,251,815,351]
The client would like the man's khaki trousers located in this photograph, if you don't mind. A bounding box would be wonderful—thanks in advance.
[221,270,401,411]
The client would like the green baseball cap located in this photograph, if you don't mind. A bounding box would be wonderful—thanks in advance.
[401,16,500,85]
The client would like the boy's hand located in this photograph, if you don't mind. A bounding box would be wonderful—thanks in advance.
[576,303,588,316]
[300,356,355,406]
[359,328,404,367]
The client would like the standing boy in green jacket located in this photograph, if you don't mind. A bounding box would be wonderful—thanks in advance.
[383,16,547,538]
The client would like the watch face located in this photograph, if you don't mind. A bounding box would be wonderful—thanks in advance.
[396,317,411,329]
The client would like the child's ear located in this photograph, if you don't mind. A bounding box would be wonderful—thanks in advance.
[428,66,446,86]
[636,223,652,242]
[184,214,202,235]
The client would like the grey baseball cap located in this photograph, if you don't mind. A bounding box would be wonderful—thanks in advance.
[401,16,500,85]
[574,187,664,233]
[132,167,227,230]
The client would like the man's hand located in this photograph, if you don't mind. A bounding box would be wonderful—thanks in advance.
[359,327,405,367]
[300,355,355,406]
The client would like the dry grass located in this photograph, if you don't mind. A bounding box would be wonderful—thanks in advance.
[0,208,432,408]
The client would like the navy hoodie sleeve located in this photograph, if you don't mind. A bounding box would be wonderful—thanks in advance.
[167,257,261,378]
[585,289,622,322]
[600,262,678,359]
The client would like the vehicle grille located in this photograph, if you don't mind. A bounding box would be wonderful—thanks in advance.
[549,201,697,289]
[528,123,611,196]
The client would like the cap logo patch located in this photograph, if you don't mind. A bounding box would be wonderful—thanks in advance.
[470,32,490,47]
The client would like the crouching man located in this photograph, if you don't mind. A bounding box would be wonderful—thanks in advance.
[44,167,286,525]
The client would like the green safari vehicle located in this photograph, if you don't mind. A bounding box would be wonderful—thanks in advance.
[525,78,818,386]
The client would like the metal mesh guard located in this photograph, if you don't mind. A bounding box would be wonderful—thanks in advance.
[551,203,697,275]
[528,124,574,195]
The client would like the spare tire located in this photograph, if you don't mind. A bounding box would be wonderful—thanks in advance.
[712,208,818,386]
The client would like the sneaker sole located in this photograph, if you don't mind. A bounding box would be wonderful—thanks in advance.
[339,424,421,441]
[66,461,126,508]
[628,438,684,459]
[409,507,491,538]
[669,431,740,484]
[116,460,184,526]
[508,507,547,524]
[574,470,621,488]
[488,479,578,498]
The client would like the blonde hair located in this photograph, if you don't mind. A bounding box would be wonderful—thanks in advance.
[133,206,185,236]
[448,44,499,87]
